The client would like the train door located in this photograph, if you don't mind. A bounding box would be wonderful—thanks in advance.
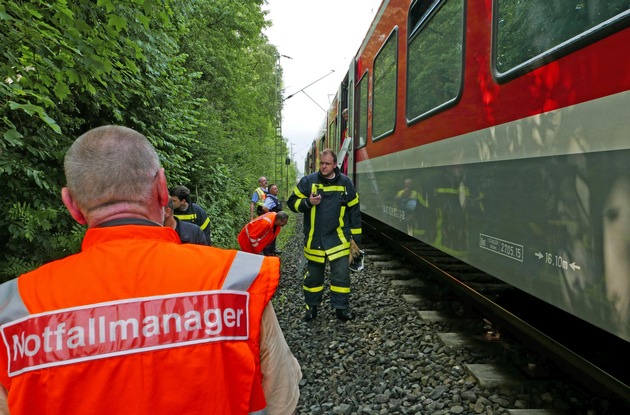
[338,68,353,177]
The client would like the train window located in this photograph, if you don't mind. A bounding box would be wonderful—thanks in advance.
[409,0,440,36]
[372,28,398,141]
[494,0,630,78]
[328,118,338,150]
[356,72,369,148]
[318,136,325,156]
[406,0,465,123]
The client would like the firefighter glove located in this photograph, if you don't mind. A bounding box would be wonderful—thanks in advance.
[349,239,361,264]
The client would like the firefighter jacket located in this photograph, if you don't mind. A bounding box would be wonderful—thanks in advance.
[174,201,211,242]
[175,217,209,245]
[238,212,282,254]
[0,223,278,415]
[287,167,361,263]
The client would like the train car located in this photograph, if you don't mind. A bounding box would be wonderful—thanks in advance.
[327,94,340,152]
[307,74,354,173]
[303,139,317,177]
[304,122,326,176]
[311,0,630,344]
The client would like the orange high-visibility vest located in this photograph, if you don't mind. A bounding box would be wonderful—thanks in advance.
[238,212,281,254]
[0,224,278,415]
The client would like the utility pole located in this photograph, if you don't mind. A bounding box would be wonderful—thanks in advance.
[275,53,292,188]
[275,54,283,186]
[285,155,290,202]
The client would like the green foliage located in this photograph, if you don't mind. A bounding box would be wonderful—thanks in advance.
[495,0,630,72]
[198,163,252,249]
[1,201,81,282]
[373,34,397,139]
[407,0,464,119]
[0,0,291,279]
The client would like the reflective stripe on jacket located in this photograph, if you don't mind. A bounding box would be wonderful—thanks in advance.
[0,224,278,415]
[238,212,280,254]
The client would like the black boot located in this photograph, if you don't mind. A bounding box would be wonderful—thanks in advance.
[303,305,318,322]
[336,308,355,321]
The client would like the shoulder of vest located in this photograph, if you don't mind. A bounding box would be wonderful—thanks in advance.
[0,279,29,325]
[222,252,266,291]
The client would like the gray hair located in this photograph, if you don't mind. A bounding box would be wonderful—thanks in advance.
[64,125,161,212]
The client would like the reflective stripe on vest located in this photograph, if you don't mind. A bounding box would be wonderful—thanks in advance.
[0,279,29,325]
[223,252,265,291]
[254,188,266,208]
[245,216,274,248]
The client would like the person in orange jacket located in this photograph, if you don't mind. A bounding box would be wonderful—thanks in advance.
[238,211,289,255]
[0,125,301,415]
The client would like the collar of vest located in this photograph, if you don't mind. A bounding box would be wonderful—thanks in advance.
[98,218,162,227]
[83,222,180,250]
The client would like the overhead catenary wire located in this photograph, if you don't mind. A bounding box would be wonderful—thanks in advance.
[282,69,335,106]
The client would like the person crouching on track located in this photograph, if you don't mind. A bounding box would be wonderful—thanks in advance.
[287,148,363,322]
[0,125,301,415]
[238,211,289,255]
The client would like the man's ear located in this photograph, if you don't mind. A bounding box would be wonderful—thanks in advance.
[61,188,87,225]
[156,168,169,207]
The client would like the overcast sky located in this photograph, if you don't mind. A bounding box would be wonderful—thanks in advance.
[263,0,380,171]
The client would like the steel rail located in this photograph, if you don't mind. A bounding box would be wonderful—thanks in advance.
[362,216,630,407]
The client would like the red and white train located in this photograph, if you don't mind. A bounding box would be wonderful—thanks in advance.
[305,0,630,344]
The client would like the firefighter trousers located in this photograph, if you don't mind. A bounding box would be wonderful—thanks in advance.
[304,255,351,309]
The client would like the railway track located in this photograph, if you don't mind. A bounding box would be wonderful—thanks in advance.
[361,215,630,410]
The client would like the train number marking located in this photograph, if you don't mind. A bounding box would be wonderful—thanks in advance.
[479,234,523,262]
